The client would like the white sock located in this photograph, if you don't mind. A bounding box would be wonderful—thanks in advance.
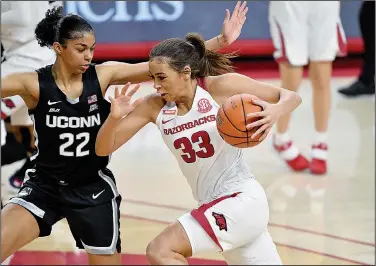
[274,132,299,160]
[274,132,291,146]
[311,132,328,160]
[313,131,327,145]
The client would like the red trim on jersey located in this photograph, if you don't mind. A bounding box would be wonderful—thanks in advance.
[190,192,241,251]
[274,18,288,64]
[1,111,8,119]
[336,23,348,57]
[197,78,208,91]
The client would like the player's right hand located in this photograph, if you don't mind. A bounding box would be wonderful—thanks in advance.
[108,82,144,119]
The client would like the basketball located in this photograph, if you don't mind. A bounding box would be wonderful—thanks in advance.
[216,94,265,148]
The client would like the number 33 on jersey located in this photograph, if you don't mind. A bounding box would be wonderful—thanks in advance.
[156,85,233,184]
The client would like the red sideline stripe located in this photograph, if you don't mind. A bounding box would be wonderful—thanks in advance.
[93,38,363,60]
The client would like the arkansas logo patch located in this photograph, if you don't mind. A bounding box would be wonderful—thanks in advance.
[2,99,16,109]
[212,212,227,231]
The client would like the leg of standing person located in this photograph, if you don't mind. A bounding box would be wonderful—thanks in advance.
[268,1,309,172]
[307,1,347,174]
[338,1,375,97]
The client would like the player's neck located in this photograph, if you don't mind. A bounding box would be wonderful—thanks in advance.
[52,60,82,87]
[175,80,198,112]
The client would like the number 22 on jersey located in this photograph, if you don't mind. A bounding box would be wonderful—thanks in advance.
[59,132,90,157]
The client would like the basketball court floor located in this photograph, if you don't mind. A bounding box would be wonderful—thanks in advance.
[1,73,375,265]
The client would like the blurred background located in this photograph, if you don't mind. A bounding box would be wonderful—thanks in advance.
[71,1,365,69]
[1,1,375,265]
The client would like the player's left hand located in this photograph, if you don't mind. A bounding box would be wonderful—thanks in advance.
[220,1,248,47]
[245,99,280,141]
[108,82,144,119]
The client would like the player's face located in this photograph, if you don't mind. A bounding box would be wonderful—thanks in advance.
[149,60,187,101]
[59,31,96,74]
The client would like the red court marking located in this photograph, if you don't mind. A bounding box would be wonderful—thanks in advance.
[9,251,226,265]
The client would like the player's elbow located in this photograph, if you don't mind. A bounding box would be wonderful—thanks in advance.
[291,90,302,107]
[95,143,111,157]
[281,88,302,108]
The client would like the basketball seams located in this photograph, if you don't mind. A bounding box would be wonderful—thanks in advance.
[216,94,265,148]
[217,127,259,142]
[221,101,247,133]
[239,95,249,147]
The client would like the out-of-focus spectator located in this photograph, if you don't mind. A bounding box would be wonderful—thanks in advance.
[268,1,347,175]
[338,1,375,97]
[1,1,59,193]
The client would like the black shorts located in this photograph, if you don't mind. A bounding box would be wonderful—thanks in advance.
[6,167,122,255]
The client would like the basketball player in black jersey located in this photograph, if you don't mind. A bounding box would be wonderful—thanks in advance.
[0,3,248,264]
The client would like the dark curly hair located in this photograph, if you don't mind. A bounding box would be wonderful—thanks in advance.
[149,33,237,78]
[35,6,93,48]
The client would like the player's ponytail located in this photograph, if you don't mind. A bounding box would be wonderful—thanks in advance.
[185,33,236,77]
[149,33,236,79]
[35,6,63,48]
[35,6,93,49]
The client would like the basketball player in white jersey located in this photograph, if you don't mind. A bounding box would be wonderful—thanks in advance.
[268,1,347,175]
[95,33,302,265]
[1,1,60,192]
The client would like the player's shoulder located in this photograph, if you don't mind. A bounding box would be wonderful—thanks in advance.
[202,73,246,105]
[144,92,166,111]
[35,64,53,76]
[134,92,166,123]
[204,73,244,91]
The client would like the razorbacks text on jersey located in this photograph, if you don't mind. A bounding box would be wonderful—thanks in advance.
[156,81,254,205]
[29,64,111,185]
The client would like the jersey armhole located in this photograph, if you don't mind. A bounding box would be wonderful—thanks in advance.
[87,64,105,99]
[30,68,47,114]
[155,106,164,128]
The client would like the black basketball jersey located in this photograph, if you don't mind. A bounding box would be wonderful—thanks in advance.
[30,64,111,185]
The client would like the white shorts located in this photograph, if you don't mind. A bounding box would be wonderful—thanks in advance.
[178,179,282,265]
[269,1,347,66]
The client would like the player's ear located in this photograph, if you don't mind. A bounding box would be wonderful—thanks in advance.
[53,42,63,55]
[182,65,191,80]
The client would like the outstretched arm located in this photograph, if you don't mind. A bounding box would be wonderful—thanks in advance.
[1,72,39,110]
[204,1,248,52]
[95,84,161,156]
[96,1,248,90]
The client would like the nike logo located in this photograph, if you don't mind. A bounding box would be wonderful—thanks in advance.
[48,100,62,105]
[162,118,173,124]
[92,189,105,199]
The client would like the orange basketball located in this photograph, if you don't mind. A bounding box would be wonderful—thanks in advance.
[216,94,265,148]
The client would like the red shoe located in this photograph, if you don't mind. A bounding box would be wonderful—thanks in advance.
[309,143,328,175]
[273,138,309,172]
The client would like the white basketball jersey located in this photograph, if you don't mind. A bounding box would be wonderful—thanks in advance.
[1,1,57,61]
[156,85,254,204]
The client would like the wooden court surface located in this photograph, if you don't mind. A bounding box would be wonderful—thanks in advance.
[1,76,375,265]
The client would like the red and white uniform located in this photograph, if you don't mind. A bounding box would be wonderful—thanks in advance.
[155,82,282,264]
[269,1,347,66]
